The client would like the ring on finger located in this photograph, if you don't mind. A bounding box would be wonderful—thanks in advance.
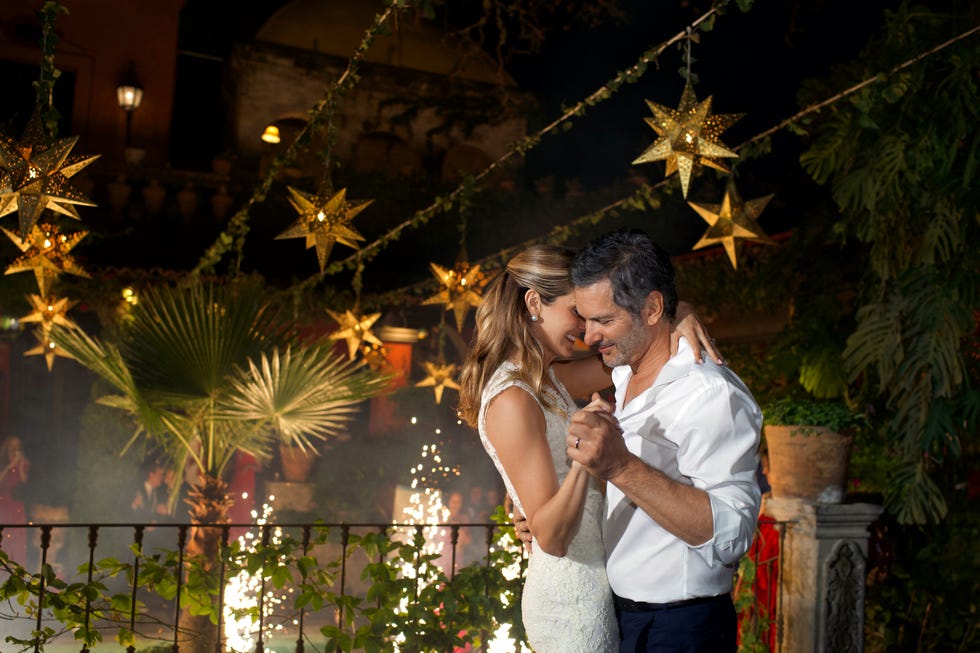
[574,438,581,449]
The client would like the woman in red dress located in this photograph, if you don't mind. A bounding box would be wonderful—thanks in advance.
[0,436,30,565]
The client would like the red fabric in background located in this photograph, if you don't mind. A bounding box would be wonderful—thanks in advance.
[738,517,780,651]
[227,451,258,541]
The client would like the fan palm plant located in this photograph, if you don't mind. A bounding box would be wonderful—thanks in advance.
[52,279,390,525]
[50,279,390,650]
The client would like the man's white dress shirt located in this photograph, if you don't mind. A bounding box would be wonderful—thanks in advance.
[604,338,762,603]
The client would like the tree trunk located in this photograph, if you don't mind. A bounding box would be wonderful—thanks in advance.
[178,473,232,653]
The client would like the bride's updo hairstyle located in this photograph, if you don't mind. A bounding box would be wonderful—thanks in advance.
[458,244,575,427]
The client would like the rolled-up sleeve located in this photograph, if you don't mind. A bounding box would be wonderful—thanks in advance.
[674,382,762,567]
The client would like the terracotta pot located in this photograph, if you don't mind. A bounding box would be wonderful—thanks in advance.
[279,444,318,482]
[764,425,853,503]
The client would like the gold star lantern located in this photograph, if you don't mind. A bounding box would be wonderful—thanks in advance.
[633,82,742,198]
[2,221,90,296]
[326,308,383,360]
[20,293,78,337]
[275,186,371,271]
[0,109,99,236]
[416,360,461,405]
[24,327,73,371]
[359,341,392,374]
[422,261,485,331]
[688,183,775,269]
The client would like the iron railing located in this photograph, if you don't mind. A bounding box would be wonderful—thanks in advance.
[0,520,516,653]
[0,519,785,652]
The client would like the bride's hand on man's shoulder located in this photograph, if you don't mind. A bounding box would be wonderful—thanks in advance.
[672,300,725,365]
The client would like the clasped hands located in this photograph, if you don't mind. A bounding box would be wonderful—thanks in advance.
[567,392,631,478]
[513,392,630,546]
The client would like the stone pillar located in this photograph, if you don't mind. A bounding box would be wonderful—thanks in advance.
[765,498,883,653]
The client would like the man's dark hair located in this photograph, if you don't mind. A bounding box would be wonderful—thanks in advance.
[571,228,678,320]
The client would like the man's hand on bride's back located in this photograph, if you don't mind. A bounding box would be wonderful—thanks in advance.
[512,507,533,551]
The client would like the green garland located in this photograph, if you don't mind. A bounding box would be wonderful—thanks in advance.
[34,1,67,139]
[358,22,980,309]
[189,2,402,280]
[186,2,734,293]
[321,3,727,277]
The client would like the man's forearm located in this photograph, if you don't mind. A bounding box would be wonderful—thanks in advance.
[609,455,713,546]
[609,456,714,546]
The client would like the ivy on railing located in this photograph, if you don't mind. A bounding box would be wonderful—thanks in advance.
[0,516,526,653]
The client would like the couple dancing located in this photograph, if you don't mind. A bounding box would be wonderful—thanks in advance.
[458,229,762,652]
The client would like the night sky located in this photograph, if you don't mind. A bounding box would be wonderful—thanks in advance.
[172,0,891,182]
[164,0,897,275]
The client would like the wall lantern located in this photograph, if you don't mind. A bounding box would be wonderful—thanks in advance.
[261,125,281,144]
[116,62,143,146]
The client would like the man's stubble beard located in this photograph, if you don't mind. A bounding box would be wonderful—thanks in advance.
[599,316,648,369]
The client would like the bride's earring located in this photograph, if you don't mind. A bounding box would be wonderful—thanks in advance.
[531,314,539,322]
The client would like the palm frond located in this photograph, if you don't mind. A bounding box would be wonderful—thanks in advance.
[220,346,392,450]
[50,324,135,396]
[121,281,280,397]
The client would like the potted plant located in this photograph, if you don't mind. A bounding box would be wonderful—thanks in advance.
[762,396,866,504]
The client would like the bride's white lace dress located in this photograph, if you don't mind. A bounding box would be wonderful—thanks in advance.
[478,361,617,653]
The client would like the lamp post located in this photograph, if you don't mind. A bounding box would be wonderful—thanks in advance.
[116,63,143,147]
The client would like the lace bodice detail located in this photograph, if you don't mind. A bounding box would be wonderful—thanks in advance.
[478,362,605,543]
[477,361,616,652]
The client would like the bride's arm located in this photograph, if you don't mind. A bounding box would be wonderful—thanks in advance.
[485,387,589,557]
[553,355,611,401]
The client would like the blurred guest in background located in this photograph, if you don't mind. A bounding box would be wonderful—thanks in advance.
[0,436,30,564]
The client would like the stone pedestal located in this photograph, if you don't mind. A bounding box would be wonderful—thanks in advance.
[765,498,883,653]
[265,481,315,513]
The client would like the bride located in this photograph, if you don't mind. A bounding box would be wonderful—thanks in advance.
[457,245,717,652]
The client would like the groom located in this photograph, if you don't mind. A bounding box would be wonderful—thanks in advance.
[565,229,761,652]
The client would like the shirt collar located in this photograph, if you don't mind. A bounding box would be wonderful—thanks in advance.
[611,337,697,394]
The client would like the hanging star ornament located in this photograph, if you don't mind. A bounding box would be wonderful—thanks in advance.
[422,261,485,331]
[687,183,776,269]
[20,293,78,337]
[415,360,461,405]
[326,308,383,360]
[24,326,73,371]
[0,108,99,236]
[359,341,392,374]
[2,221,90,296]
[632,82,743,198]
[275,186,372,271]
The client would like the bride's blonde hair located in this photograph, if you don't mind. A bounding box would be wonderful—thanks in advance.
[458,245,575,427]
